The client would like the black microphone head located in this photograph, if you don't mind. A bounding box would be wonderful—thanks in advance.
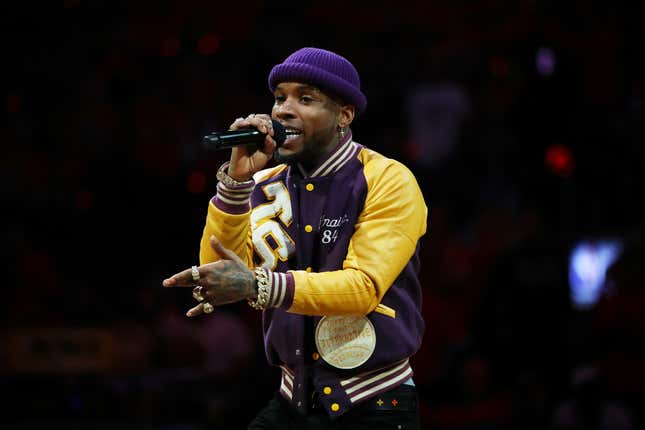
[271,120,286,146]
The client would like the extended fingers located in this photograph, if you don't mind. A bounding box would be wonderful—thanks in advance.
[209,235,229,256]
[209,235,244,264]
[187,301,205,317]
[186,300,215,317]
[163,266,199,288]
[186,302,203,317]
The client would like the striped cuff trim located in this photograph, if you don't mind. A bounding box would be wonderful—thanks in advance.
[212,181,254,214]
[340,359,413,404]
[216,181,253,205]
[262,271,294,309]
[212,195,250,214]
[279,366,294,400]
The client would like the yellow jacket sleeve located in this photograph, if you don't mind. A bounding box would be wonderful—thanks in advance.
[199,202,254,267]
[289,150,428,316]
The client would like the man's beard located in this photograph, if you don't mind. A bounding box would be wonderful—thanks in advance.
[273,150,300,166]
[273,135,335,169]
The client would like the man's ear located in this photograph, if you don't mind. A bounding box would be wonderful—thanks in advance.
[338,104,355,129]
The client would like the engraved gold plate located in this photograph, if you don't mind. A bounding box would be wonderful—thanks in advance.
[314,316,376,369]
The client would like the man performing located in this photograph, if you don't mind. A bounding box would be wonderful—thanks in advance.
[163,47,428,429]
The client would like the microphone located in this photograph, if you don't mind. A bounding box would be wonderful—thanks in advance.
[203,120,287,151]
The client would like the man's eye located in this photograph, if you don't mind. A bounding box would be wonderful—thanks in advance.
[300,96,313,103]
[274,96,285,103]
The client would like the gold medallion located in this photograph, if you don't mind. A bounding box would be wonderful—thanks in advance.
[314,316,376,369]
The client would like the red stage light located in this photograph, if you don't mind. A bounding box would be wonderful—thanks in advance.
[197,34,220,55]
[545,144,575,178]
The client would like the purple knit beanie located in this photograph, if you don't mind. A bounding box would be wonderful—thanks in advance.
[268,47,367,115]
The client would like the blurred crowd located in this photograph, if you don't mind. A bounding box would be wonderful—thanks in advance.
[1,1,643,429]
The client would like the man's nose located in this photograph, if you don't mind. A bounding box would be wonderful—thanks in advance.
[274,100,296,119]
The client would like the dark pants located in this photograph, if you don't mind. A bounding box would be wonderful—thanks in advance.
[248,384,420,430]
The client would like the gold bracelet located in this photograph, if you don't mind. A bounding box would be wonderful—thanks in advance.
[248,267,270,310]
[216,162,254,187]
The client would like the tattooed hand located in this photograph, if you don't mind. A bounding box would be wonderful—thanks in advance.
[162,235,257,317]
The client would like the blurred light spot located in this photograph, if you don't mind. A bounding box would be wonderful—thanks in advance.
[75,190,93,211]
[160,37,181,57]
[197,34,220,55]
[569,239,622,310]
[545,144,574,178]
[187,171,207,194]
[536,46,556,76]
[6,94,21,113]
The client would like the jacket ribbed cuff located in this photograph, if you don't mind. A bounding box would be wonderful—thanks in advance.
[212,181,254,214]
[261,270,295,309]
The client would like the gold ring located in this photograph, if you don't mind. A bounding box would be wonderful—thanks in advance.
[192,286,205,302]
[203,302,214,314]
[191,265,200,282]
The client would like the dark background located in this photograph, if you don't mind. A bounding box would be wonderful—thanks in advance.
[2,1,644,429]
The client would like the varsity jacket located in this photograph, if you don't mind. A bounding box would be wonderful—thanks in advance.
[199,131,428,418]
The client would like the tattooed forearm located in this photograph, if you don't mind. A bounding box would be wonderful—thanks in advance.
[203,260,256,305]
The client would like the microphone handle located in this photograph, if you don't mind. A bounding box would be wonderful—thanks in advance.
[203,129,266,151]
